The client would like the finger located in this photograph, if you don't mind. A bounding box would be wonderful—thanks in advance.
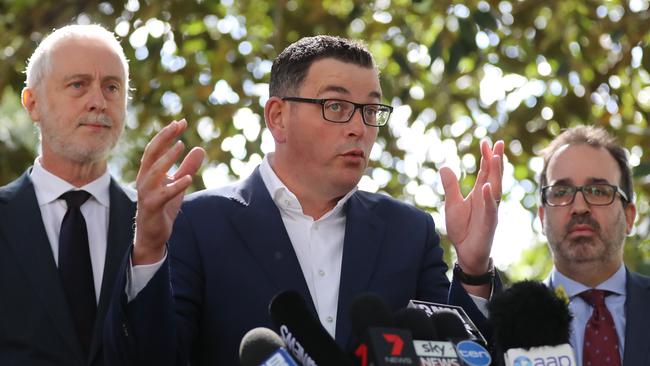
[440,167,463,206]
[492,140,505,173]
[140,175,193,213]
[482,182,499,216]
[173,147,206,180]
[139,140,185,191]
[139,120,187,176]
[488,154,503,197]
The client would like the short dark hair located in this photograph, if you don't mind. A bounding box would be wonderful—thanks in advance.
[539,125,634,205]
[269,35,375,97]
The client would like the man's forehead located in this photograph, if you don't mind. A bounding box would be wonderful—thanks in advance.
[547,143,620,183]
[303,58,381,97]
[50,37,126,78]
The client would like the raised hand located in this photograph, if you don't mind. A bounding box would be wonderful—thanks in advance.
[132,119,206,264]
[440,140,504,275]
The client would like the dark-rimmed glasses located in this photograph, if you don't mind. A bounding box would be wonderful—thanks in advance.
[282,97,393,127]
[541,184,629,207]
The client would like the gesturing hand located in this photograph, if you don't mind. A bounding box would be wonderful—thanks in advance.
[133,119,206,264]
[440,140,504,275]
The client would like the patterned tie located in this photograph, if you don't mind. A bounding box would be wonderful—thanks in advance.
[58,190,96,356]
[580,289,621,366]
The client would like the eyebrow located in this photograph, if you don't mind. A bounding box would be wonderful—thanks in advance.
[62,74,124,85]
[317,84,382,100]
[551,177,613,186]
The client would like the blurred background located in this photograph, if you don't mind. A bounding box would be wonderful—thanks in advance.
[1,0,649,280]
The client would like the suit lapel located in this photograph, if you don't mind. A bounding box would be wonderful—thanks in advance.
[87,180,136,365]
[623,270,650,364]
[0,171,84,363]
[336,193,385,347]
[229,169,316,313]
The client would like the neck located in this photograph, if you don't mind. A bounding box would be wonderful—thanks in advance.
[556,259,622,288]
[39,155,107,187]
[268,154,341,220]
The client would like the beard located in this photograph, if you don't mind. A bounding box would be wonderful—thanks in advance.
[546,212,626,265]
[40,112,124,164]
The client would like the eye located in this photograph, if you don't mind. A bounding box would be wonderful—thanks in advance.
[106,84,120,93]
[326,101,343,112]
[551,186,571,197]
[69,81,84,89]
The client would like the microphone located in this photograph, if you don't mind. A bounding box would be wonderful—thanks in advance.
[269,290,354,366]
[393,307,461,366]
[239,327,298,366]
[408,299,487,345]
[433,311,492,366]
[487,280,575,366]
[348,293,418,366]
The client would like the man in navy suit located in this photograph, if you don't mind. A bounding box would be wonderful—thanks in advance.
[106,35,503,365]
[539,126,650,365]
[0,25,136,366]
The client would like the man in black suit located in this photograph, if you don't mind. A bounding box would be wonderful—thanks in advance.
[0,24,136,366]
[539,126,650,365]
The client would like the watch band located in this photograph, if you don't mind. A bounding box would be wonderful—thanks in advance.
[453,258,495,285]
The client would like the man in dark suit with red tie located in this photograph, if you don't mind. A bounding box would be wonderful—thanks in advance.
[539,126,650,365]
[0,24,136,366]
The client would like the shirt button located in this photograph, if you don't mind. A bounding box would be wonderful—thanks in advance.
[313,223,319,230]
[318,270,325,276]
[326,316,333,323]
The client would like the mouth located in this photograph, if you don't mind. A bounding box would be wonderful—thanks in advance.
[341,149,365,159]
[568,224,596,236]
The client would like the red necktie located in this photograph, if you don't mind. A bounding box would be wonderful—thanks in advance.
[580,289,621,366]
[59,190,96,356]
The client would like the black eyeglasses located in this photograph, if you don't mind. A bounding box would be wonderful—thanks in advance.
[541,184,629,207]
[281,97,393,127]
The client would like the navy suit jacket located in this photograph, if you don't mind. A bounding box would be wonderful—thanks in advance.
[0,169,136,366]
[622,270,650,364]
[106,168,490,365]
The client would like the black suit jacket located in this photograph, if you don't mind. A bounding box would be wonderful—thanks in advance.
[105,167,492,366]
[622,270,650,364]
[0,169,136,366]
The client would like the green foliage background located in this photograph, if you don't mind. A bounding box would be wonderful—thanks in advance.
[1,0,649,280]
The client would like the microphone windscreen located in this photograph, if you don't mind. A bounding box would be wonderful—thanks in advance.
[348,293,393,337]
[487,280,571,350]
[269,290,353,366]
[433,310,470,341]
[239,327,287,366]
[393,307,438,341]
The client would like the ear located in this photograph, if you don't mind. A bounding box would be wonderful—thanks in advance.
[21,87,42,122]
[538,205,546,231]
[624,202,636,235]
[264,96,288,143]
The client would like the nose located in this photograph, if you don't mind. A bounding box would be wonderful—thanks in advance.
[346,106,367,137]
[87,84,107,112]
[570,190,591,215]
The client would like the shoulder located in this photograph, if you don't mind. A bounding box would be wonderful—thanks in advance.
[0,170,32,204]
[352,190,432,220]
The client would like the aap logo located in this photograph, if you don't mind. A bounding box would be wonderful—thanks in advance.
[513,356,533,366]
[455,341,491,366]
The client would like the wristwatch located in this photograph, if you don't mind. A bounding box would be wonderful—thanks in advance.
[453,258,495,285]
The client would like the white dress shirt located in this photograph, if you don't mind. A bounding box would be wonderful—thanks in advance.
[259,155,356,338]
[30,158,111,303]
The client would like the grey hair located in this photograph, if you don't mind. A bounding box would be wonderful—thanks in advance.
[24,24,129,91]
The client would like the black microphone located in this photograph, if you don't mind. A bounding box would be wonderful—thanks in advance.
[239,327,299,366]
[487,280,575,366]
[434,311,492,366]
[348,293,418,366]
[269,290,354,366]
[393,307,438,341]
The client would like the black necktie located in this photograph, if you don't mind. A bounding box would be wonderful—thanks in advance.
[58,190,96,356]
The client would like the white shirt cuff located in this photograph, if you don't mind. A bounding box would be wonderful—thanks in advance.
[126,251,167,302]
